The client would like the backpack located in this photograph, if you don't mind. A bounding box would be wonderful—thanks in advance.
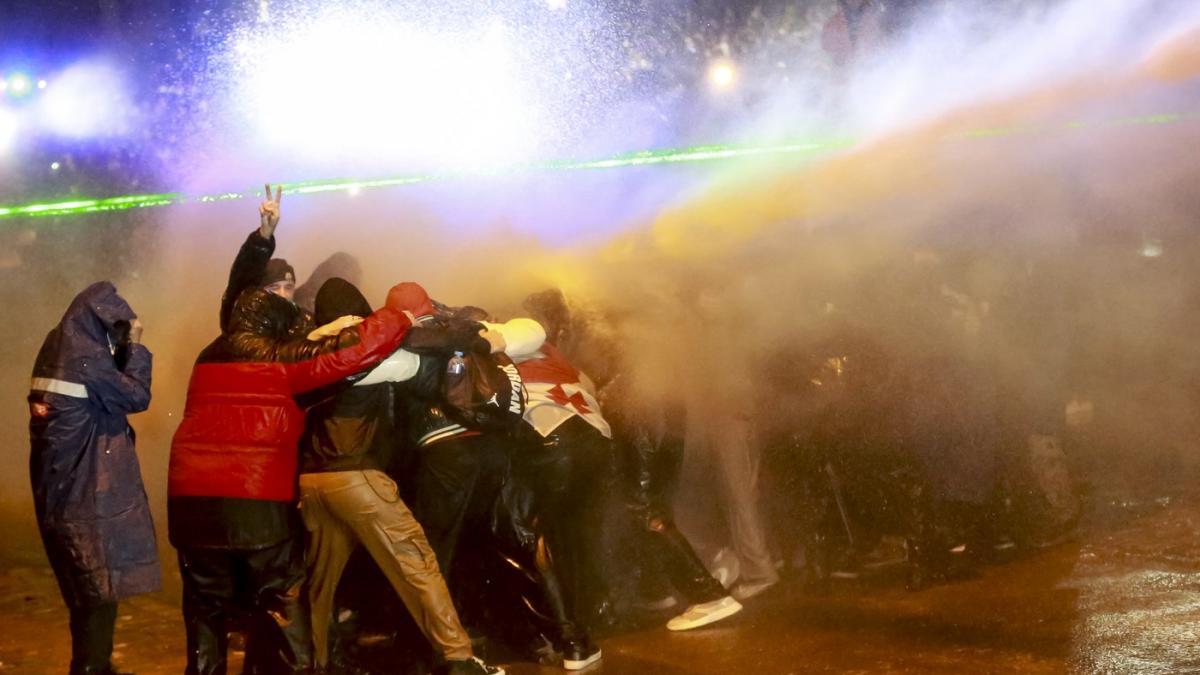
[442,351,526,430]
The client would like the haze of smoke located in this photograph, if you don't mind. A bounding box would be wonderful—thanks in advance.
[2,0,1198,566]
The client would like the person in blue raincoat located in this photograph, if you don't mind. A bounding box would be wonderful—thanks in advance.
[29,281,159,675]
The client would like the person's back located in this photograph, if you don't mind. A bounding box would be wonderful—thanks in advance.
[169,289,361,547]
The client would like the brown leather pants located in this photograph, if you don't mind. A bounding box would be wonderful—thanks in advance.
[299,470,472,668]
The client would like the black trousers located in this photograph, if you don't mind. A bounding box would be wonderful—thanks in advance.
[177,537,312,675]
[66,601,118,674]
[628,508,727,605]
[503,417,615,634]
[622,429,726,606]
[412,434,509,578]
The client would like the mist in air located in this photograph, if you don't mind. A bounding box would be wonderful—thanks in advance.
[1,0,1198,574]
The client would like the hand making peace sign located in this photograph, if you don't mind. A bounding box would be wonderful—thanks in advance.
[258,183,283,239]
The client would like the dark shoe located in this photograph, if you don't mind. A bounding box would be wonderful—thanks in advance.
[561,638,602,671]
[322,657,373,675]
[526,632,562,666]
[443,656,505,675]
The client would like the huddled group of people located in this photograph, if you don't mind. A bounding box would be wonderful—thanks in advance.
[27,186,756,675]
[28,179,1092,675]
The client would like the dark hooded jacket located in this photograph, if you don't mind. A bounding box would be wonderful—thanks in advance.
[29,281,159,607]
[299,279,486,473]
[293,252,364,315]
[168,288,413,549]
[299,278,398,474]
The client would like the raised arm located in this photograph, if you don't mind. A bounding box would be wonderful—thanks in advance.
[219,183,282,333]
[285,306,414,394]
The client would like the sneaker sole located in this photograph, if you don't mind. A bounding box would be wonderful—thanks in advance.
[562,648,603,670]
[666,601,743,631]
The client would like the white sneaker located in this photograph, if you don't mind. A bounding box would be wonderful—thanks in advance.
[666,596,744,631]
[731,578,777,601]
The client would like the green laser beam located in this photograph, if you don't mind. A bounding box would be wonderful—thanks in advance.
[1,111,1193,221]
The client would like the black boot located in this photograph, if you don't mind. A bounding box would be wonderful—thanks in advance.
[67,602,122,675]
[560,634,602,672]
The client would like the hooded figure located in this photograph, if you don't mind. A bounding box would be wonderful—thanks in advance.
[294,252,365,315]
[29,281,158,675]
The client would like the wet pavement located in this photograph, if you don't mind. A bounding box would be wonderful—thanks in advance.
[2,496,1199,675]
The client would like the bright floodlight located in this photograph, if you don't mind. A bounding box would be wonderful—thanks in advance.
[37,79,47,89]
[707,60,737,90]
[8,73,31,96]
[39,62,130,138]
[235,11,541,168]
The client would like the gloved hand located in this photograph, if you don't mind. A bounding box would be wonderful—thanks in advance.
[446,318,492,354]
[307,315,364,341]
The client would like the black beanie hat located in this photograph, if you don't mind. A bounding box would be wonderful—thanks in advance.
[314,277,372,325]
[261,258,296,286]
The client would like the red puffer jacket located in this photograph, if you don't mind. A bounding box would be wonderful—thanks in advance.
[169,292,411,503]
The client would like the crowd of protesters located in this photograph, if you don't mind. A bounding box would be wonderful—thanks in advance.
[30,185,764,675]
[28,183,1093,675]
[15,186,1185,675]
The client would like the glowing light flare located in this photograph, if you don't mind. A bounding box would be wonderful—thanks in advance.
[707,59,737,91]
[236,13,541,169]
[0,192,179,219]
[38,63,131,138]
[7,73,33,98]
